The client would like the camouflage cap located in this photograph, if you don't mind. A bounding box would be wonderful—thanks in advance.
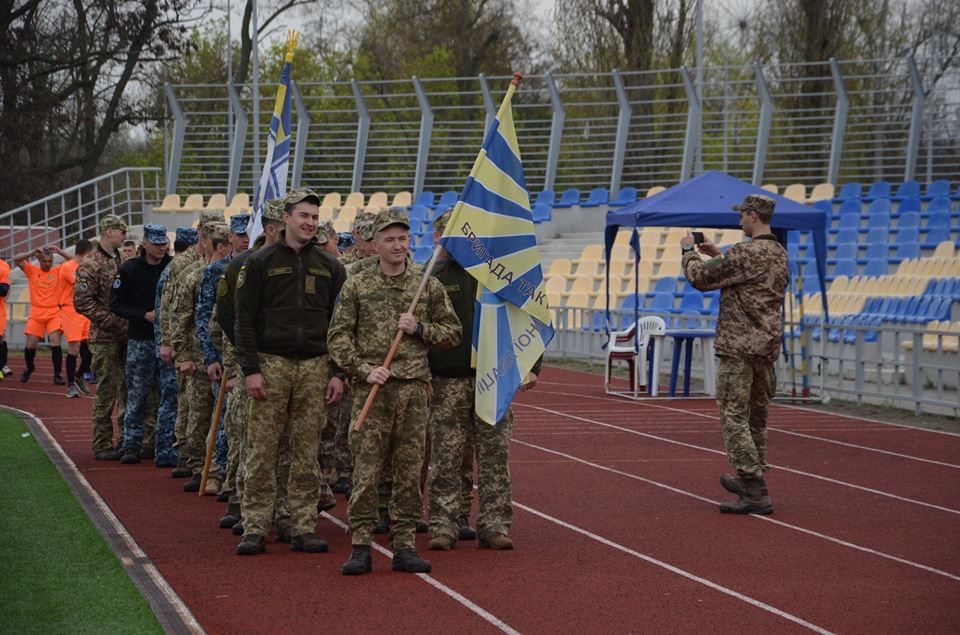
[99,214,128,232]
[263,198,284,222]
[229,213,251,235]
[282,188,321,208]
[372,206,410,235]
[315,218,336,244]
[432,208,452,234]
[142,223,169,245]
[198,209,225,225]
[732,193,776,218]
[205,221,230,242]
[175,227,199,245]
[353,211,378,241]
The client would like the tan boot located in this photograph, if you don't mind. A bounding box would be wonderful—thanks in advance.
[719,477,773,515]
[428,534,456,551]
[204,476,223,497]
[720,474,746,497]
[479,533,514,550]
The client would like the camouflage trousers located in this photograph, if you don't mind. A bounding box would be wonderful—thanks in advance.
[318,396,338,478]
[121,339,161,453]
[184,371,214,477]
[335,385,353,477]
[173,371,191,459]
[428,377,511,539]
[210,380,229,476]
[223,373,249,506]
[716,354,775,479]
[241,354,329,537]
[90,342,128,453]
[348,379,428,549]
[154,360,179,466]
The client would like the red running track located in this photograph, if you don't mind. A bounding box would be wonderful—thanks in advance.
[2,360,959,633]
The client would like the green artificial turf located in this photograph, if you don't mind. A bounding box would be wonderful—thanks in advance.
[0,410,163,634]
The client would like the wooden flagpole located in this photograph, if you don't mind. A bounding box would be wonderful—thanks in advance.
[199,376,229,496]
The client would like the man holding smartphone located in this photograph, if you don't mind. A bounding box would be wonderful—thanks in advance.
[680,194,788,515]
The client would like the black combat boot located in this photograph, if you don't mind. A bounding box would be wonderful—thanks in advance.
[372,507,391,534]
[719,476,773,515]
[458,516,478,541]
[392,548,431,573]
[341,545,373,575]
[182,474,201,492]
[236,534,266,556]
[291,533,329,553]
[720,473,746,497]
[219,503,241,529]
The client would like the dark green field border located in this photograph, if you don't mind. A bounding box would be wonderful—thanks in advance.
[2,405,204,635]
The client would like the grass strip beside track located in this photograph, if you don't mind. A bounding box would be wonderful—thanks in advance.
[0,410,163,634]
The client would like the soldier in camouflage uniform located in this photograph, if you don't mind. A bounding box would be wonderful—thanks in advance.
[74,214,129,460]
[161,211,220,477]
[338,212,378,268]
[681,193,788,515]
[234,189,347,556]
[172,222,229,492]
[110,224,173,464]
[153,227,199,467]
[328,207,461,575]
[426,209,541,551]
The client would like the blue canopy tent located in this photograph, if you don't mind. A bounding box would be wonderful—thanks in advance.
[602,171,830,398]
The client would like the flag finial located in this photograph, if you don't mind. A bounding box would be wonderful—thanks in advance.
[284,29,301,63]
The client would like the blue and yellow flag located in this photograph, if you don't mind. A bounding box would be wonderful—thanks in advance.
[249,30,299,241]
[439,75,554,425]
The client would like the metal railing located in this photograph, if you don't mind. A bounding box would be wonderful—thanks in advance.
[0,168,162,261]
[163,57,960,198]
[548,306,959,415]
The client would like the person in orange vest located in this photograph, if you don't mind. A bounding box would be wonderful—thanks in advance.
[13,246,64,384]
[0,256,11,379]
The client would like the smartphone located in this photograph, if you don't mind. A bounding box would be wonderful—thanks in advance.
[692,231,705,245]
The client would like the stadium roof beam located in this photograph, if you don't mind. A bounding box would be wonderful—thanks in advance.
[610,69,632,198]
[351,79,370,193]
[290,80,311,190]
[412,75,434,199]
[545,71,565,192]
[163,84,186,196]
[752,63,774,187]
[827,58,848,186]
[226,83,247,200]
[904,55,924,182]
[680,67,701,182]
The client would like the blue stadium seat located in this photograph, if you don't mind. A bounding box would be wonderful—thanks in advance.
[651,277,677,295]
[435,190,459,212]
[838,199,862,216]
[675,291,704,315]
[923,179,950,201]
[413,245,433,264]
[408,204,430,228]
[532,203,552,223]
[832,259,857,278]
[864,243,888,260]
[894,242,920,260]
[924,227,952,246]
[866,212,890,230]
[414,191,435,208]
[835,182,862,201]
[864,228,888,244]
[926,211,951,229]
[801,275,820,293]
[813,200,834,215]
[555,188,581,208]
[801,260,819,277]
[863,258,888,277]
[583,188,609,207]
[895,228,919,244]
[833,242,858,261]
[836,228,859,244]
[703,293,720,315]
[927,197,952,214]
[837,214,860,230]
[534,190,555,207]
[864,181,891,201]
[648,292,675,314]
[787,242,800,260]
[897,197,922,214]
[892,180,920,201]
[897,212,920,229]
[867,198,891,215]
[608,187,637,207]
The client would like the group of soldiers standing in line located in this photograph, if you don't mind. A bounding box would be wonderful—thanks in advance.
[57,188,536,575]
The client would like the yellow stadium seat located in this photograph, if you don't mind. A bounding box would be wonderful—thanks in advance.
[574,244,603,263]
[344,192,364,208]
[719,229,744,245]
[896,259,918,276]
[318,206,334,220]
[617,276,650,295]
[635,259,654,279]
[564,292,590,328]
[610,245,632,262]
[363,204,383,214]
[592,292,619,312]
[547,259,571,278]
[322,192,341,209]
[568,276,595,296]
[829,275,849,294]
[761,184,778,194]
[807,183,835,203]
[571,259,600,280]
[607,259,629,279]
[657,260,681,278]
[337,206,357,224]
[639,228,660,247]
[544,276,566,295]
[367,192,388,209]
[932,241,955,259]
[206,194,227,209]
[229,193,250,209]
[154,194,180,213]
[181,194,204,212]
[333,218,351,233]
[646,185,666,197]
[783,183,805,202]
[614,230,632,246]
[546,291,561,307]
[392,191,412,207]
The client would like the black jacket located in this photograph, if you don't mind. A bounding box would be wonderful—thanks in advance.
[110,252,172,341]
[235,234,346,376]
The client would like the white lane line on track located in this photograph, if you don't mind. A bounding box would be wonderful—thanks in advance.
[780,402,960,437]
[516,401,960,516]
[319,512,519,635]
[510,500,835,634]
[3,405,204,634]
[771,428,960,469]
[512,438,960,583]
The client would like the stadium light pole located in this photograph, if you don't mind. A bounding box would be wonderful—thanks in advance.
[694,0,704,175]
[252,0,260,197]
[227,0,233,165]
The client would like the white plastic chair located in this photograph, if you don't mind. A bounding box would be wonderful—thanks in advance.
[604,315,666,398]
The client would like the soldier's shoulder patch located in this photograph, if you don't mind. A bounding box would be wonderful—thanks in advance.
[267,266,292,277]
[308,266,331,278]
[237,266,247,289]
[75,280,88,293]
[112,277,121,289]
[444,283,460,293]
[216,277,228,298]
